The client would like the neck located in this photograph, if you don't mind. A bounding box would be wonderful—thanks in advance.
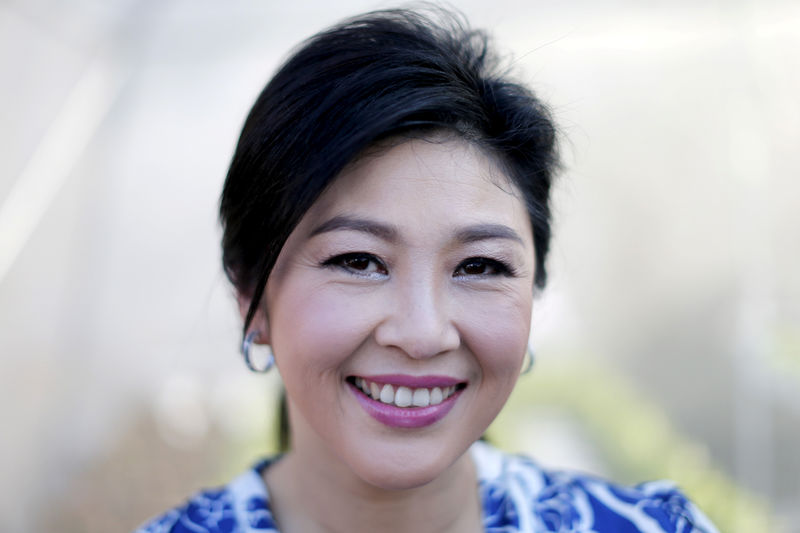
[264,422,482,533]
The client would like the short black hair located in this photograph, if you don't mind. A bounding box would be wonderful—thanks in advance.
[220,7,559,333]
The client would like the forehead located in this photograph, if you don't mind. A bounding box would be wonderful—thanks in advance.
[301,137,530,236]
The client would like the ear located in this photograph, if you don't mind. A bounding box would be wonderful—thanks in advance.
[236,291,271,345]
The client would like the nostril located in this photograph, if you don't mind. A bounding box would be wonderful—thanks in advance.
[374,316,460,360]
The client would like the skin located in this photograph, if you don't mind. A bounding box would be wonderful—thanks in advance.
[240,137,536,533]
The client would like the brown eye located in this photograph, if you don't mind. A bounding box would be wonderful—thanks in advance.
[454,257,511,277]
[323,252,388,277]
[343,256,370,270]
[462,260,488,275]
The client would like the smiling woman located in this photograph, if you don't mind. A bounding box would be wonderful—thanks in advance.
[261,138,534,494]
[135,7,718,533]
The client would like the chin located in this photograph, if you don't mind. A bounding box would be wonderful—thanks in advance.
[354,462,442,491]
[344,440,467,491]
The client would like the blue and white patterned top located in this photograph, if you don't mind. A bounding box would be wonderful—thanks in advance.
[136,441,718,532]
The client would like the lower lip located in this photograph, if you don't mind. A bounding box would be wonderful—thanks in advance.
[349,383,462,429]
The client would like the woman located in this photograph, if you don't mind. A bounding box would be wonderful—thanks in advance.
[138,8,718,533]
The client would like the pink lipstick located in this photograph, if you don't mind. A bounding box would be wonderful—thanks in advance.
[347,374,465,428]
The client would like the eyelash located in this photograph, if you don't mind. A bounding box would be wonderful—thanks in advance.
[321,253,516,278]
[453,257,515,278]
[322,252,388,277]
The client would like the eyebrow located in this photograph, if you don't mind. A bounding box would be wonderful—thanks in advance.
[455,224,525,245]
[310,216,523,246]
[310,215,398,241]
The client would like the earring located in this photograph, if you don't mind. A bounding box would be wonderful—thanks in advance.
[520,345,535,375]
[241,330,275,373]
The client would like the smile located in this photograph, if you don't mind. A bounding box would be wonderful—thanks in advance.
[346,374,467,428]
[350,377,460,408]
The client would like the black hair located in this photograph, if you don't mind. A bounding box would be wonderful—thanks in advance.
[220,7,559,452]
[220,7,559,340]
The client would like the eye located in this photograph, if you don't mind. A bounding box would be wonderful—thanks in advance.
[454,257,512,277]
[323,252,388,277]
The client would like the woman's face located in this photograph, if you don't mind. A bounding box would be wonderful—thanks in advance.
[259,137,535,489]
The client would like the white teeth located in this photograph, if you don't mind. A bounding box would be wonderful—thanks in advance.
[430,387,443,405]
[354,378,460,408]
[380,384,394,404]
[412,388,430,407]
[395,386,412,407]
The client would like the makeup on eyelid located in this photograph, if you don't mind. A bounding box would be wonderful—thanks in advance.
[321,252,518,277]
[315,234,524,277]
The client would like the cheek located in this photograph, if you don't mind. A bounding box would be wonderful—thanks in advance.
[460,292,532,382]
[269,284,380,373]
[456,293,531,441]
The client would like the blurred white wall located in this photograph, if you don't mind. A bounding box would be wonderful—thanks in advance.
[1,1,798,531]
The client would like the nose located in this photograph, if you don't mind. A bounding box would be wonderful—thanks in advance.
[373,275,461,359]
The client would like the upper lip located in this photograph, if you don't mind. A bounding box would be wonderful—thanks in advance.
[351,374,465,388]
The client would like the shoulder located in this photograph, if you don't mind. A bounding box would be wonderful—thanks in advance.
[471,441,719,533]
[133,459,280,533]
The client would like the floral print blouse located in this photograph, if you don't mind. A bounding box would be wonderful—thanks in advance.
[136,441,718,532]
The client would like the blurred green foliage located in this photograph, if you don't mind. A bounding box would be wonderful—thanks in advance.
[772,326,800,380]
[489,359,780,533]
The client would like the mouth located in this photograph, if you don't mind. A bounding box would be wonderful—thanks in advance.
[345,375,467,428]
[346,376,465,408]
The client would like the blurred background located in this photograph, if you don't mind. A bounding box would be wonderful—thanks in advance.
[1,0,798,531]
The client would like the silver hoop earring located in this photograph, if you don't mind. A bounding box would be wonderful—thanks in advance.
[241,331,275,373]
[520,345,535,375]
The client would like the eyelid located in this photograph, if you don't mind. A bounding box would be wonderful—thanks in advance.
[453,256,516,277]
[321,252,388,278]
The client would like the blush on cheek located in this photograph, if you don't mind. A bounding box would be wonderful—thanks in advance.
[463,314,529,375]
[273,290,377,368]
